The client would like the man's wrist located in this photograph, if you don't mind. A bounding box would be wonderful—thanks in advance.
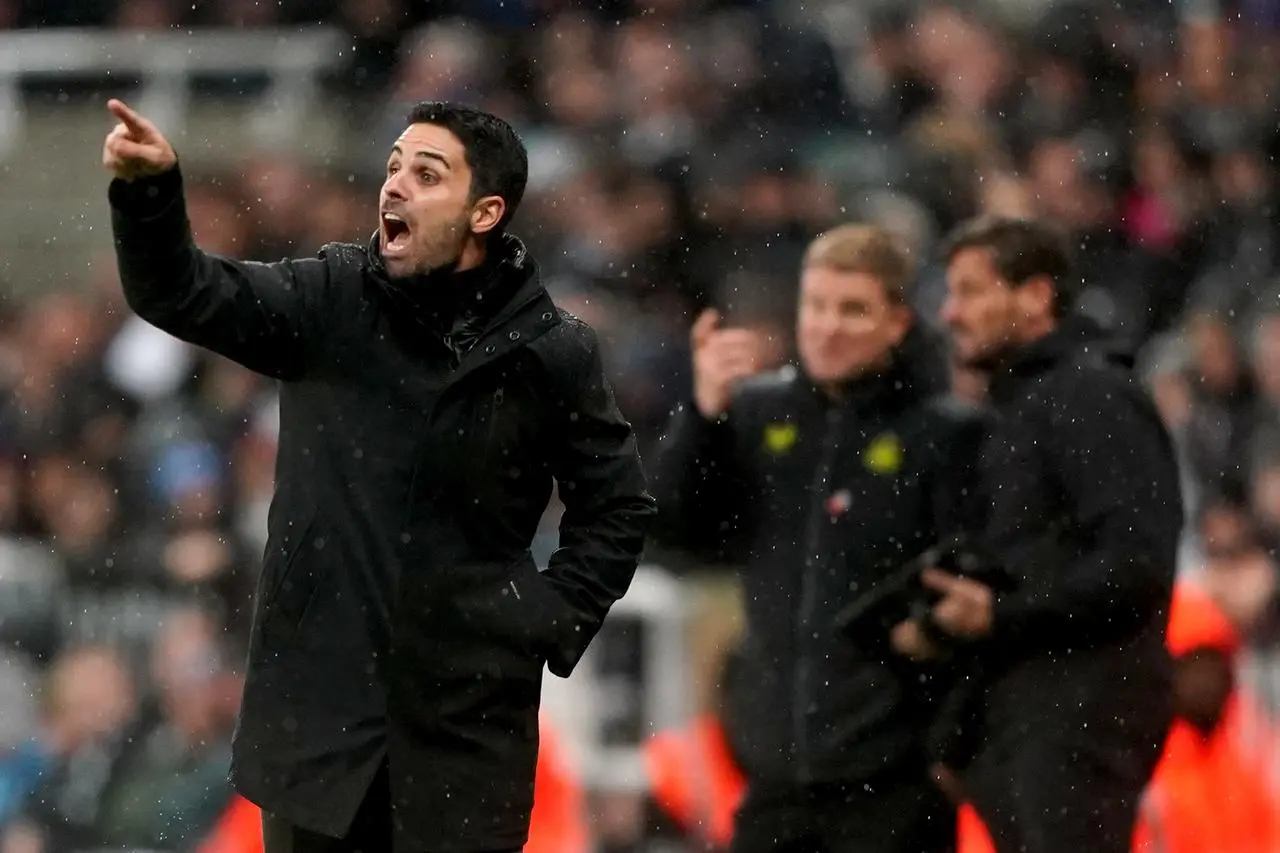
[692,394,726,422]
[109,163,183,218]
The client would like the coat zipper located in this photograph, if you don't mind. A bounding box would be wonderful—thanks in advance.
[387,297,551,659]
[488,386,504,446]
[794,403,845,784]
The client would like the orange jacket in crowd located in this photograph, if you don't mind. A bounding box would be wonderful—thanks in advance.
[197,794,262,853]
[525,716,591,853]
[644,713,747,849]
[1133,582,1280,853]
[197,715,589,853]
[1132,693,1279,853]
[959,581,1280,853]
[957,803,995,853]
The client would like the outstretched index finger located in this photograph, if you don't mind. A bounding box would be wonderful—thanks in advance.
[107,99,155,137]
[921,568,962,595]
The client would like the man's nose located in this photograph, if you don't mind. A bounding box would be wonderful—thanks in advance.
[382,174,407,201]
[806,317,838,341]
[939,298,959,326]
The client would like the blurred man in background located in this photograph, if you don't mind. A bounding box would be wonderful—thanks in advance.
[101,96,655,853]
[897,216,1183,853]
[653,224,985,853]
[0,645,138,853]
[94,606,237,851]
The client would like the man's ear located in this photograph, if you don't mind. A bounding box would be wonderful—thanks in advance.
[470,196,506,235]
[886,302,913,346]
[1017,274,1056,318]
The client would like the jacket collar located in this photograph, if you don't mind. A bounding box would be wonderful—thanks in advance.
[367,231,560,371]
[366,231,531,324]
[803,344,928,417]
[987,313,1133,405]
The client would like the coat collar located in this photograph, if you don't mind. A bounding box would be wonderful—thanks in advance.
[799,334,938,418]
[367,231,561,378]
[986,313,1133,405]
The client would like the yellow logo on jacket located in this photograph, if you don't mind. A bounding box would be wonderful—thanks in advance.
[763,422,798,455]
[863,431,903,475]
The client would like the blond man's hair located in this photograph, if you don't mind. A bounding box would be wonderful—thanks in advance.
[802,224,916,305]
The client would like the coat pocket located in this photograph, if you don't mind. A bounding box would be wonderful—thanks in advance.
[258,516,322,647]
[446,553,562,660]
[466,379,541,468]
[506,554,574,660]
[463,385,505,458]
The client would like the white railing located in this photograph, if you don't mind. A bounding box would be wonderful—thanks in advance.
[0,26,349,158]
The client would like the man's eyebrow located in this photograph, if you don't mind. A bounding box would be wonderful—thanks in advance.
[389,145,451,171]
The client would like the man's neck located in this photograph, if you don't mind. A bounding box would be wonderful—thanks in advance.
[819,350,898,401]
[455,237,487,273]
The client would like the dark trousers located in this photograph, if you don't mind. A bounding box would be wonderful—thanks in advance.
[963,729,1163,853]
[261,764,520,853]
[729,773,955,853]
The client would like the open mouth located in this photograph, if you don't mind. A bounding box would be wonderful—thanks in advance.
[382,213,411,255]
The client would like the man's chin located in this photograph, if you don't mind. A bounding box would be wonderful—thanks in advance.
[956,344,1005,372]
[805,361,874,387]
[383,255,421,280]
[384,248,463,281]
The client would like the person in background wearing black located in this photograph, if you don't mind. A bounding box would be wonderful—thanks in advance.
[101,97,656,853]
[895,215,1183,853]
[652,224,984,853]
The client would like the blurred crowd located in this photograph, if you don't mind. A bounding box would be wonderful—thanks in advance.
[5,0,1280,850]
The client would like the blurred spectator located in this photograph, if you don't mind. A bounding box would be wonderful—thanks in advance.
[1183,313,1257,500]
[1197,497,1276,632]
[1133,582,1280,852]
[4,646,137,853]
[93,607,236,851]
[113,0,180,29]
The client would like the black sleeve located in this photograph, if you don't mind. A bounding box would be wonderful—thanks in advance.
[647,400,755,565]
[991,375,1183,648]
[539,320,658,678]
[109,167,330,380]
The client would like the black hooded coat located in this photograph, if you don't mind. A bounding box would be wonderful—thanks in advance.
[109,167,656,852]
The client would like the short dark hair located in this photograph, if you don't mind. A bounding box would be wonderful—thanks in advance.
[941,215,1076,316]
[405,101,528,232]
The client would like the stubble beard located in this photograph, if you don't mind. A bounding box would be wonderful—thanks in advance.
[430,215,473,268]
[956,334,1016,373]
[389,215,472,280]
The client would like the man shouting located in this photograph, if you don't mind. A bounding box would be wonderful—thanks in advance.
[102,98,656,853]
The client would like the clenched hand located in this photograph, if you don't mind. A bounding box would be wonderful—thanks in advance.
[922,568,994,640]
[101,99,177,181]
[691,309,768,419]
[891,568,996,661]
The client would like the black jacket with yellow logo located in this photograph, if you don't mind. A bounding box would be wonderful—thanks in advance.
[651,345,985,788]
